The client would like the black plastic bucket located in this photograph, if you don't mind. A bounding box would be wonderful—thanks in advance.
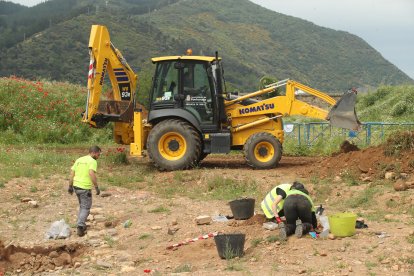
[214,233,245,259]
[229,198,255,220]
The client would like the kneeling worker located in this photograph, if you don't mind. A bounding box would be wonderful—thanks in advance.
[279,182,317,240]
[261,182,304,223]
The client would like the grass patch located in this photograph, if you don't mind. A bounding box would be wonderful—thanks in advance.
[310,177,334,203]
[104,235,116,247]
[207,176,258,200]
[148,206,170,213]
[251,237,263,248]
[173,264,192,273]
[138,233,152,240]
[266,235,280,243]
[225,260,244,271]
[30,185,38,193]
[342,170,360,186]
[365,261,377,270]
[0,182,4,188]
[383,131,414,156]
[346,186,381,208]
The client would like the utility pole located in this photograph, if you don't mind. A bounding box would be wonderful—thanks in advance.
[49,18,51,28]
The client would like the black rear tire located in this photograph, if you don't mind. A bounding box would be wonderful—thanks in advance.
[147,119,201,171]
[244,132,282,169]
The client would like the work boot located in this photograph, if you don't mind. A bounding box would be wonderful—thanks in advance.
[279,223,287,241]
[302,223,312,235]
[77,226,86,237]
[295,219,303,238]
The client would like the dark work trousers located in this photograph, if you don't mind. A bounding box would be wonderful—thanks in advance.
[75,188,92,229]
[283,194,312,236]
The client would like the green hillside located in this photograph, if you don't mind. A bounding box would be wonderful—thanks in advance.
[0,0,412,92]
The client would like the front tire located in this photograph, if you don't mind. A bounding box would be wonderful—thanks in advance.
[244,132,282,169]
[147,119,201,171]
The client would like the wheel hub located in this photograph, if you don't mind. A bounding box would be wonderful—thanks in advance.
[168,139,180,151]
[258,146,268,157]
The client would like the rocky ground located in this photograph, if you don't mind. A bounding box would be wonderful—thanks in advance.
[0,145,413,275]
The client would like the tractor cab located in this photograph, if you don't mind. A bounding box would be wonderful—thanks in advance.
[149,55,226,133]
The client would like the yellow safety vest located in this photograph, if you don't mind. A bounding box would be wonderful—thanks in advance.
[261,183,291,219]
[285,189,316,212]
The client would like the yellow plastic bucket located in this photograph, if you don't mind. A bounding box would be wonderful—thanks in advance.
[328,212,357,237]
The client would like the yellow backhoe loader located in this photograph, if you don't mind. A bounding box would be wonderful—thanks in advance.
[83,25,361,170]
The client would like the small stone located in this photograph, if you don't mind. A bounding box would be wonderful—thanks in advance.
[348,266,353,272]
[358,164,369,173]
[48,251,59,258]
[74,262,81,268]
[385,172,396,180]
[90,208,103,215]
[94,215,106,222]
[171,219,178,226]
[392,265,399,271]
[298,269,306,274]
[121,266,135,272]
[334,176,342,182]
[394,179,408,191]
[384,214,393,220]
[195,215,212,225]
[21,198,33,203]
[361,176,372,182]
[328,234,336,240]
[100,192,111,197]
[28,200,38,208]
[151,226,162,230]
[320,252,327,256]
[96,260,112,268]
[106,229,118,236]
[381,259,390,264]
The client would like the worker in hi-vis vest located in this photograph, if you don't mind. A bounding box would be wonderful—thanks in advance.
[261,182,304,223]
[278,182,318,240]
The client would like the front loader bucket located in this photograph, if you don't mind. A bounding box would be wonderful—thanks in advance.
[327,90,361,130]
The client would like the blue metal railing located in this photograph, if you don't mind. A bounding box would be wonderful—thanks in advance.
[284,122,414,146]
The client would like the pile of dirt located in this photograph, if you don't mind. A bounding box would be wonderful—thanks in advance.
[0,241,86,274]
[242,214,267,226]
[314,139,413,178]
[338,140,360,154]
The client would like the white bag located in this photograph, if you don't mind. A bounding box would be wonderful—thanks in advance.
[45,219,71,239]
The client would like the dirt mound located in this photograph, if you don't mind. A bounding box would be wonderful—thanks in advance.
[242,214,267,226]
[314,141,413,178]
[0,241,86,274]
[339,140,360,154]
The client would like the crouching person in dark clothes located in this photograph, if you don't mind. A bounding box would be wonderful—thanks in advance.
[279,182,317,240]
[68,146,102,237]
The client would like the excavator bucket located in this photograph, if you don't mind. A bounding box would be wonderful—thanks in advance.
[327,90,361,130]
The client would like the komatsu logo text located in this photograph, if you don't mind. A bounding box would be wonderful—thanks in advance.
[99,58,109,85]
[239,103,275,115]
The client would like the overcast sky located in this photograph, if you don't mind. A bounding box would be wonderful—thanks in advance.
[7,0,414,79]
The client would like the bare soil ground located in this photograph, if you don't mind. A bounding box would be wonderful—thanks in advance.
[1,145,413,275]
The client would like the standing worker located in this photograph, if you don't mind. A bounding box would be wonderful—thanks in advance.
[68,146,102,237]
[261,182,304,223]
[279,182,317,240]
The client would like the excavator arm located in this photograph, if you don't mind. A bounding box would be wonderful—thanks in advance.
[226,79,361,131]
[83,25,138,129]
